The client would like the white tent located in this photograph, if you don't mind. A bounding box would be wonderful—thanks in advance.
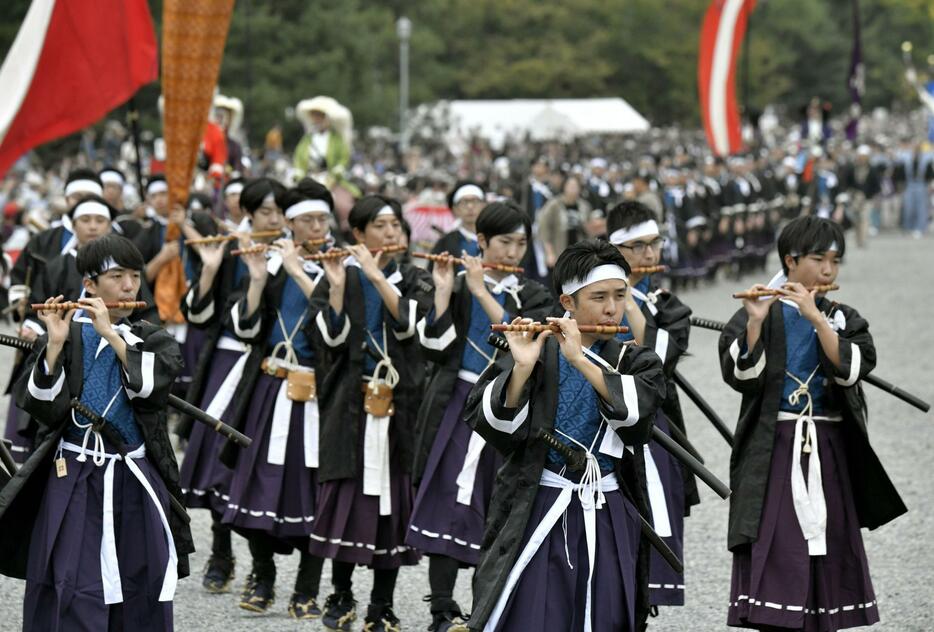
[444,98,650,147]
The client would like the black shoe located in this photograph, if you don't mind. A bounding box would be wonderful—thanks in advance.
[202,554,235,593]
[430,611,469,632]
[428,597,468,632]
[363,603,401,632]
[238,573,275,613]
[289,592,322,620]
[321,590,357,630]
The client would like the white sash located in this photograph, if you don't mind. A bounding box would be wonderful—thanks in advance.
[60,440,178,605]
[484,469,618,632]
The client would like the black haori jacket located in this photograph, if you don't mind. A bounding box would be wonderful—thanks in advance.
[633,285,700,513]
[308,262,433,483]
[718,298,907,551]
[0,320,192,579]
[177,240,248,440]
[411,274,553,482]
[216,259,326,468]
[463,337,666,630]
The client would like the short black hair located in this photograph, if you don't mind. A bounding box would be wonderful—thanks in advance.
[240,177,285,214]
[606,200,657,235]
[553,238,631,297]
[447,180,485,209]
[476,201,531,243]
[777,216,845,274]
[348,195,402,232]
[66,168,101,187]
[186,192,213,212]
[76,234,145,278]
[280,177,334,213]
[68,194,116,220]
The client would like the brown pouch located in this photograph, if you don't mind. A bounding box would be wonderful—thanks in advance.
[286,370,316,401]
[362,382,395,417]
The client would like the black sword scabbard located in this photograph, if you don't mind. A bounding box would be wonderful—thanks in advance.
[673,369,735,447]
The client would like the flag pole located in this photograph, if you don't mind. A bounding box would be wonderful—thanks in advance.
[126,96,145,200]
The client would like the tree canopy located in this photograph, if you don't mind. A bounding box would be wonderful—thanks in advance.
[1,0,932,149]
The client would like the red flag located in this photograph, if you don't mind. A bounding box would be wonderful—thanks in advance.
[698,0,755,156]
[0,0,158,177]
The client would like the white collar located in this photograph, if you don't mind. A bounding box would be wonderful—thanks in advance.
[345,257,404,295]
[452,219,478,242]
[73,317,143,356]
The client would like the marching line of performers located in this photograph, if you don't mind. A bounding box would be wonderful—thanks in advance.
[0,169,907,632]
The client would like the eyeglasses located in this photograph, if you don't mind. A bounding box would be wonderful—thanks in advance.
[618,237,664,255]
[457,198,484,208]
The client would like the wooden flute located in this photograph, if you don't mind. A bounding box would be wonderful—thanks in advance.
[631,265,668,274]
[31,301,147,311]
[412,252,524,273]
[491,322,629,334]
[732,283,839,299]
[185,230,283,245]
[230,238,329,256]
[303,244,407,261]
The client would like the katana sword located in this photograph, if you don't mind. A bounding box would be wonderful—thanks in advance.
[487,334,731,500]
[0,438,17,477]
[534,427,684,575]
[690,317,931,414]
[0,333,252,447]
[673,369,735,447]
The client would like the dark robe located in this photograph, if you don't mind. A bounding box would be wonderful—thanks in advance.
[463,337,666,629]
[412,274,553,481]
[308,261,433,482]
[718,298,906,551]
[0,320,192,580]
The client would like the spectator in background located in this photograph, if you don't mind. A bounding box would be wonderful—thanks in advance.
[537,174,593,270]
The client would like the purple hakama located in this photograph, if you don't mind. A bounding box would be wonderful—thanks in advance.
[24,445,174,632]
[222,372,318,541]
[406,379,501,566]
[178,347,242,516]
[489,472,643,632]
[3,398,32,464]
[647,413,685,606]
[308,406,420,569]
[728,419,879,631]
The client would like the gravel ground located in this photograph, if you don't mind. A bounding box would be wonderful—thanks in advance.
[1,232,932,631]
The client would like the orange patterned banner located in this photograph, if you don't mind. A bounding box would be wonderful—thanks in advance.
[161,0,235,206]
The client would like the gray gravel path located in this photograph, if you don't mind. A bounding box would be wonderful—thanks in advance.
[1,232,932,631]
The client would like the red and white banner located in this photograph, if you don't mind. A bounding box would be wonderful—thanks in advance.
[698,0,756,156]
[0,0,158,177]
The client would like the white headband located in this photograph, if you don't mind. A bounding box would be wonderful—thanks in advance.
[453,184,484,204]
[789,241,840,257]
[147,180,168,195]
[225,182,244,196]
[88,256,129,278]
[286,199,331,219]
[65,179,103,197]
[609,220,660,245]
[561,264,628,296]
[99,171,124,186]
[72,201,111,220]
[510,224,527,235]
[376,205,396,217]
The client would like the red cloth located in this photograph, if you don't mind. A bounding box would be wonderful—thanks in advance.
[0,0,158,176]
[697,0,756,157]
